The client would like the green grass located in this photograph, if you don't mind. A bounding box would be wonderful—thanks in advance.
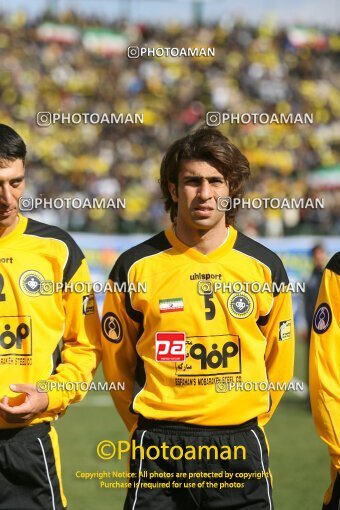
[56,406,127,510]
[55,339,329,510]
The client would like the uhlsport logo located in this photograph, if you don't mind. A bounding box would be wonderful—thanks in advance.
[19,270,45,297]
[227,291,254,319]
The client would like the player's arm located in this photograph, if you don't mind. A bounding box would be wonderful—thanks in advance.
[46,256,102,414]
[0,249,101,422]
[258,262,295,426]
[309,255,340,504]
[101,257,142,432]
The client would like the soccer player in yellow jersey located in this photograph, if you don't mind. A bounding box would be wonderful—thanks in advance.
[102,126,294,509]
[0,124,101,510]
[310,252,340,510]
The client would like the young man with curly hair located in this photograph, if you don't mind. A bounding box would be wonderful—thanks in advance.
[102,126,294,510]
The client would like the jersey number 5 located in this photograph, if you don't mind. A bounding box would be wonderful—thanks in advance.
[204,292,215,320]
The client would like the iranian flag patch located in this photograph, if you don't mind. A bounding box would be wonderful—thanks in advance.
[159,298,184,313]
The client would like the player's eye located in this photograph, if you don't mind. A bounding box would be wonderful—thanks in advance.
[185,178,201,185]
[209,178,225,185]
[10,179,24,188]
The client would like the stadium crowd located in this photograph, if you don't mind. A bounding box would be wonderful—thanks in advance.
[1,9,339,235]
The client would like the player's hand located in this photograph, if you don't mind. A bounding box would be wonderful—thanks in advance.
[0,384,49,424]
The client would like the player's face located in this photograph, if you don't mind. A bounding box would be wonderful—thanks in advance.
[313,247,326,269]
[169,160,229,231]
[0,159,25,230]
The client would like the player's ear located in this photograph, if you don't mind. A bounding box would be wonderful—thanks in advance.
[168,182,178,203]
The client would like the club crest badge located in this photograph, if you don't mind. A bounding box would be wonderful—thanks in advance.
[19,270,45,297]
[227,291,254,319]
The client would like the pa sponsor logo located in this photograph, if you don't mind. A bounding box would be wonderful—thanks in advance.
[19,270,45,297]
[102,312,123,343]
[0,316,32,356]
[227,291,254,319]
[155,332,186,362]
[313,303,332,334]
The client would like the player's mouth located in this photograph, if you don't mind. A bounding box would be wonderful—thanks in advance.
[193,205,215,218]
[0,207,16,218]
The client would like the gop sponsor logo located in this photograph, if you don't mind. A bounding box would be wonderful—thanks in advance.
[0,316,32,356]
[155,332,186,362]
[190,341,238,369]
[176,334,241,377]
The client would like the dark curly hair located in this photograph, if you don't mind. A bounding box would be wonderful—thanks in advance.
[160,126,250,225]
[0,124,26,168]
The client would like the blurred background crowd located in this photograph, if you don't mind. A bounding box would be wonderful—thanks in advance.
[1,9,339,235]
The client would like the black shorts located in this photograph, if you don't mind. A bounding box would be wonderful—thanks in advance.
[323,472,340,510]
[0,423,67,510]
[124,417,273,510]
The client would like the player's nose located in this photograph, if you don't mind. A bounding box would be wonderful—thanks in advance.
[0,184,13,205]
[197,180,213,200]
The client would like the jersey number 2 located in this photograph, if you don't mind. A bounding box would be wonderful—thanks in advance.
[0,273,6,302]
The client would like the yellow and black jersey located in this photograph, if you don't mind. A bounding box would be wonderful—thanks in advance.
[310,252,340,507]
[0,214,101,429]
[102,225,294,431]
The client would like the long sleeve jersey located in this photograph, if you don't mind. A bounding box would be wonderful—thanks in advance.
[310,252,340,506]
[0,214,101,429]
[102,226,294,432]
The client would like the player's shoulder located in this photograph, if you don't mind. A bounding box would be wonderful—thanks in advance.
[24,217,85,282]
[233,229,287,280]
[24,216,83,255]
[109,231,171,282]
[325,251,340,275]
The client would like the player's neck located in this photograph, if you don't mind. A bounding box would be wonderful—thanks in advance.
[174,221,229,255]
[0,216,19,238]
